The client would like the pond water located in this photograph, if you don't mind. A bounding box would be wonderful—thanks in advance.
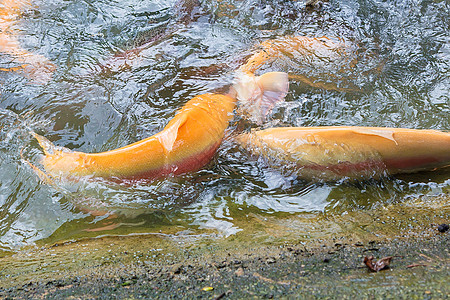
[0,0,448,252]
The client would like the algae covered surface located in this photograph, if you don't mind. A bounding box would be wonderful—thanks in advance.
[0,194,448,299]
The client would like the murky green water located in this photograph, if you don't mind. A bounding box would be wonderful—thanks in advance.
[0,0,448,253]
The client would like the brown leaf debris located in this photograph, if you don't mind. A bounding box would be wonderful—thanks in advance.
[363,256,393,272]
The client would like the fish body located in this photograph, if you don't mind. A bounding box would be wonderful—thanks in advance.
[240,36,345,75]
[239,35,369,92]
[238,126,450,180]
[34,70,288,182]
[36,93,236,181]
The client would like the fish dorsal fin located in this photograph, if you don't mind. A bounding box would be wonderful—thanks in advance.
[353,128,398,145]
[157,113,189,153]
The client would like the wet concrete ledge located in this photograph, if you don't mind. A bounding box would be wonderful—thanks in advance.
[0,232,448,299]
[0,195,449,299]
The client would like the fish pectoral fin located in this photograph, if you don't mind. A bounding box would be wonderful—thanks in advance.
[233,71,260,105]
[254,72,289,123]
[157,114,189,153]
[233,71,289,124]
[233,71,289,105]
[257,72,289,111]
[256,72,289,95]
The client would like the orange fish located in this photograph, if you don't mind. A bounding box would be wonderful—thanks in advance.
[34,72,288,181]
[240,36,345,74]
[35,93,236,181]
[237,126,450,180]
[193,37,344,124]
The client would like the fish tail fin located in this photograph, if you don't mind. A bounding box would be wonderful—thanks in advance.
[31,131,58,155]
[21,135,55,185]
[233,71,289,124]
[23,155,55,185]
[31,131,87,178]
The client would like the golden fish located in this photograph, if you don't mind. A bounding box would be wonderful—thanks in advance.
[240,35,364,92]
[34,72,288,181]
[238,126,450,180]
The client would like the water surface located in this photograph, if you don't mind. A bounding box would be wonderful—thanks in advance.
[0,0,448,252]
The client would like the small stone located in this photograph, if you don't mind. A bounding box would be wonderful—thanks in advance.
[121,280,134,287]
[235,267,244,276]
[171,263,183,274]
[437,224,449,233]
[266,257,276,264]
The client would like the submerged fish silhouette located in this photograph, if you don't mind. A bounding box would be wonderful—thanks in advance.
[0,0,56,83]
[240,35,365,92]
